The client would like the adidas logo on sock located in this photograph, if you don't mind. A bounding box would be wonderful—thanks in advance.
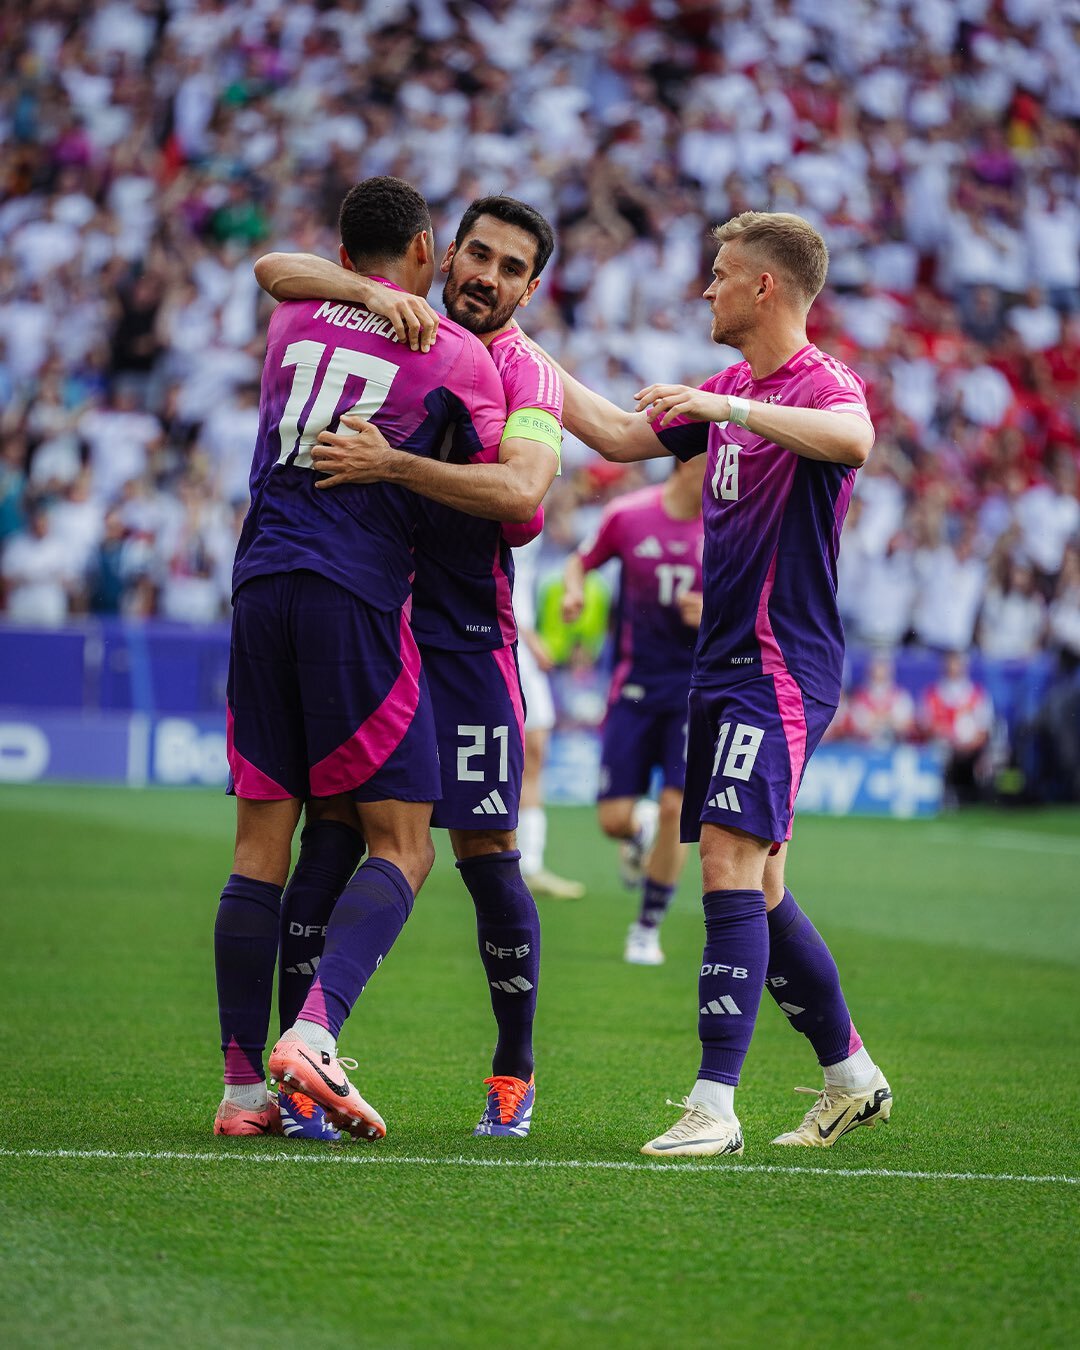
[490,975,534,994]
[708,786,741,812]
[285,955,320,977]
[472,789,508,816]
[700,995,743,1015]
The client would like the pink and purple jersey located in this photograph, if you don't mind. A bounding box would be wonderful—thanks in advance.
[656,344,871,706]
[579,484,704,711]
[411,325,563,651]
[232,293,507,611]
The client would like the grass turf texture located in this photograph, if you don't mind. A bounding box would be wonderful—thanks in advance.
[1,785,1077,1348]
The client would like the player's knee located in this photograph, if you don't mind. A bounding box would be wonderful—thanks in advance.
[597,800,633,839]
[658,791,682,831]
[452,828,515,861]
[304,794,361,829]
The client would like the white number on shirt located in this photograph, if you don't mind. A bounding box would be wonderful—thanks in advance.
[457,724,510,782]
[711,721,764,781]
[275,340,400,468]
[655,563,697,606]
[711,443,740,501]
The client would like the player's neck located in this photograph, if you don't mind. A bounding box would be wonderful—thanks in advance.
[662,478,700,521]
[477,322,514,349]
[740,320,810,381]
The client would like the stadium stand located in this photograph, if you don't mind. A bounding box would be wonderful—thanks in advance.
[1,0,1078,800]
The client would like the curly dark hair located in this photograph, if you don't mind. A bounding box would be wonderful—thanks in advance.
[454,196,556,279]
[338,176,432,269]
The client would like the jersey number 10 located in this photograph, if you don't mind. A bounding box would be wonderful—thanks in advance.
[275,340,401,469]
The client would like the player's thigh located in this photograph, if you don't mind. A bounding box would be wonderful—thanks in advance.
[598,700,659,803]
[681,679,836,850]
[426,644,525,832]
[227,574,308,800]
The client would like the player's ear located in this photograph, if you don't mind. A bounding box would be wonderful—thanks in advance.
[412,228,434,266]
[339,243,356,272]
[518,277,542,307]
[441,241,457,275]
[756,271,774,301]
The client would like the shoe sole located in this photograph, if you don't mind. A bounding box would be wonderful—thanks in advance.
[640,1139,744,1158]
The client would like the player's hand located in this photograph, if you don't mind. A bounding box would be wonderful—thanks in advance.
[361,284,440,352]
[312,415,395,487]
[523,629,554,672]
[635,384,730,428]
[561,589,584,624]
[677,589,704,628]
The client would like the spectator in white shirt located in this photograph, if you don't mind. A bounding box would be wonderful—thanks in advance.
[1,500,79,626]
[978,554,1048,660]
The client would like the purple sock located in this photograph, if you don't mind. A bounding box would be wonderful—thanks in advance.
[297,857,414,1040]
[766,887,861,1066]
[214,874,283,1084]
[457,850,540,1080]
[639,878,676,929]
[697,889,768,1087]
[278,820,365,1033]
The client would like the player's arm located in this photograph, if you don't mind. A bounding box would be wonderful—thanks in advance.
[562,507,619,622]
[635,384,874,468]
[514,341,665,463]
[677,590,704,629]
[253,252,440,352]
[311,413,559,524]
[561,552,588,623]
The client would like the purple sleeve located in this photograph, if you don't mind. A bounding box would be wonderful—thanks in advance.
[652,373,722,461]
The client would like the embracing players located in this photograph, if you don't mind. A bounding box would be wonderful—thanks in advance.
[252,197,563,1139]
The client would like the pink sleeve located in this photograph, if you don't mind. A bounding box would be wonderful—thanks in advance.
[809,364,872,423]
[444,336,510,463]
[578,505,620,572]
[503,506,544,548]
[501,343,564,421]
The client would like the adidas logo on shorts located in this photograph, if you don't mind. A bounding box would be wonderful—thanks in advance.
[472,790,508,815]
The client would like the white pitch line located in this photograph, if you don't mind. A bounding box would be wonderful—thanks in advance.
[0,1148,1074,1187]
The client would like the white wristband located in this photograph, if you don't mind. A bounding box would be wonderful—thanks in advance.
[727,396,751,428]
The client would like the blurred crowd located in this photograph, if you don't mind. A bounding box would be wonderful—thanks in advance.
[1,0,1079,701]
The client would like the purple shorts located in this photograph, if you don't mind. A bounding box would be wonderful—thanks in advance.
[227,572,439,803]
[598,699,688,801]
[681,675,836,846]
[423,643,525,831]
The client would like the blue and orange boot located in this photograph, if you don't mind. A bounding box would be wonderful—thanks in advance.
[278,1088,342,1141]
[473,1075,535,1138]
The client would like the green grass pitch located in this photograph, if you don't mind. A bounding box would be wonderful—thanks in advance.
[1,784,1077,1347]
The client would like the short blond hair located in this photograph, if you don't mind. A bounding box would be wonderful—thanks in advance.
[712,211,829,306]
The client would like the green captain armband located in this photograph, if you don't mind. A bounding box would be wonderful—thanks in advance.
[502,407,562,474]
